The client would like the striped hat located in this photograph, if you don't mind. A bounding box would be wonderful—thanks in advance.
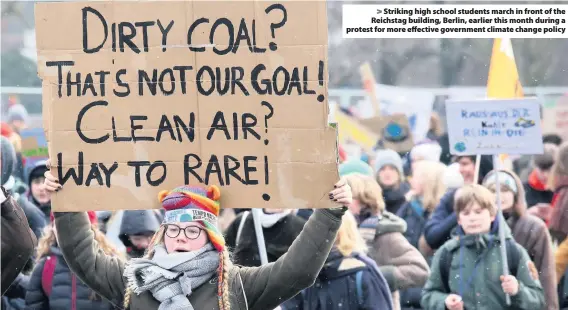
[158,185,225,252]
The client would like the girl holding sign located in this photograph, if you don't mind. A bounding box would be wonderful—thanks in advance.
[43,170,352,310]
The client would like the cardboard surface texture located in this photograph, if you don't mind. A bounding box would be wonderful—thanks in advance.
[35,1,338,211]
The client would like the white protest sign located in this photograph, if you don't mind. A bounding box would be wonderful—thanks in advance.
[446,98,543,155]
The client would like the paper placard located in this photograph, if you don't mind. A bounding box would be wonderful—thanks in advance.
[446,99,543,155]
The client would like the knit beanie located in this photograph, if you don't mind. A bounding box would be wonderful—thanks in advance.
[339,159,374,177]
[159,185,225,252]
[411,140,442,162]
[7,104,29,124]
[373,149,403,176]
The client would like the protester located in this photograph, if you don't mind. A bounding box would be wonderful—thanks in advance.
[556,238,568,309]
[422,155,494,250]
[225,207,306,267]
[397,161,446,309]
[44,170,352,310]
[281,212,394,310]
[524,144,558,222]
[483,170,558,310]
[339,158,375,177]
[421,184,545,310]
[119,210,162,259]
[514,134,563,180]
[549,142,568,242]
[345,173,429,310]
[1,136,46,239]
[26,160,51,221]
[373,149,410,214]
[1,185,37,296]
[25,212,121,310]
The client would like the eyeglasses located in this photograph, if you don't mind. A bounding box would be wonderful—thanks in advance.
[164,224,204,240]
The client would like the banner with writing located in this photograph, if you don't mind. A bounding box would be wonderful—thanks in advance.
[446,98,543,156]
[36,1,337,211]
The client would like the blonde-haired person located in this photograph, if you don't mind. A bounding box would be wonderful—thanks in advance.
[44,170,351,310]
[398,161,447,255]
[344,173,429,310]
[25,212,122,310]
[281,212,395,310]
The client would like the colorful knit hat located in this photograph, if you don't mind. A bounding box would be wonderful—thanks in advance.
[158,185,225,252]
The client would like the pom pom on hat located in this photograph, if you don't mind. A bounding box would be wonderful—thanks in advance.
[160,185,225,251]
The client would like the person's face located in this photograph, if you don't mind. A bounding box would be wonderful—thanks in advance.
[493,189,515,211]
[378,165,400,187]
[163,222,209,253]
[535,168,550,185]
[11,120,26,131]
[129,235,153,250]
[410,168,424,195]
[458,157,475,184]
[31,176,50,205]
[458,202,496,235]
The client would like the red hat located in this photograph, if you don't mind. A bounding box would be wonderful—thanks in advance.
[50,211,97,225]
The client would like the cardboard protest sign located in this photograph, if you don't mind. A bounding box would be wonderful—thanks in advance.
[446,99,543,156]
[360,114,414,153]
[35,1,337,211]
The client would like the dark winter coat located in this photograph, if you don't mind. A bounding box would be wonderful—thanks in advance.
[1,187,37,295]
[54,208,345,310]
[281,249,394,310]
[225,212,306,267]
[24,246,116,310]
[119,210,161,258]
[423,189,458,250]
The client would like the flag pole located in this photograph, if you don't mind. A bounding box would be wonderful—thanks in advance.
[492,155,511,305]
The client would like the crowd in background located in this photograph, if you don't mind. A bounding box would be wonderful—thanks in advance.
[2,101,568,310]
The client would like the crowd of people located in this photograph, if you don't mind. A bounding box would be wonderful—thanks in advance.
[2,102,568,310]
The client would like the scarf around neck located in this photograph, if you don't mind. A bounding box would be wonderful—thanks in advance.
[124,243,219,310]
[259,210,291,228]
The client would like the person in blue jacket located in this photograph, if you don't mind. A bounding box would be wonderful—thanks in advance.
[423,155,493,250]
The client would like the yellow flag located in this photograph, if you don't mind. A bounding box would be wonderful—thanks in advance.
[487,38,524,99]
[487,38,524,168]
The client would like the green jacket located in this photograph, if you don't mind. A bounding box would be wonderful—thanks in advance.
[420,223,545,310]
[54,208,345,310]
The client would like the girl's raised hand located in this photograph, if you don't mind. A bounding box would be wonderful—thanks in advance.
[43,163,62,193]
[329,178,352,206]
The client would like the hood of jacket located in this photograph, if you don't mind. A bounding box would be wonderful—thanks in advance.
[119,210,161,247]
[317,249,366,281]
[447,217,513,252]
[359,211,407,236]
[482,169,527,217]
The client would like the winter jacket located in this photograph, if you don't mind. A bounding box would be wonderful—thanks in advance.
[359,212,430,310]
[24,246,116,310]
[489,170,558,310]
[524,169,555,208]
[281,249,394,310]
[549,175,568,239]
[225,212,306,267]
[53,208,345,310]
[396,199,432,309]
[423,189,458,250]
[382,183,410,215]
[1,187,37,295]
[2,274,29,310]
[396,199,430,250]
[119,210,161,258]
[421,223,545,310]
